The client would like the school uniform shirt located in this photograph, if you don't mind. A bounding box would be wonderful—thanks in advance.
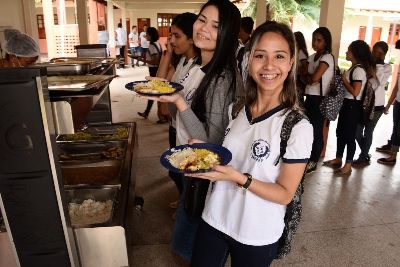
[128,32,139,48]
[175,65,205,145]
[139,31,149,49]
[305,53,334,96]
[202,105,313,246]
[115,27,127,46]
[344,65,367,100]
[146,42,162,67]
[374,63,392,107]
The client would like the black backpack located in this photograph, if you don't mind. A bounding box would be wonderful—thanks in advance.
[274,110,308,259]
[359,79,375,125]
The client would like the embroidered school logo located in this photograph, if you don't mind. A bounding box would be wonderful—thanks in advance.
[251,139,270,162]
[224,127,230,137]
[178,72,190,84]
[185,89,195,102]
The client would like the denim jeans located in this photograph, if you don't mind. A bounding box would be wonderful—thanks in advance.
[304,95,324,162]
[171,178,200,261]
[355,109,384,159]
[191,220,278,267]
[392,100,400,151]
[129,47,140,65]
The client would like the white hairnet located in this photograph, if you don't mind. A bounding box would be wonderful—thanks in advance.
[3,29,21,42]
[4,33,40,57]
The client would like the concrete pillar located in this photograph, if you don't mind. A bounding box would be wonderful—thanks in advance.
[107,0,116,56]
[256,0,266,27]
[365,15,374,44]
[76,0,89,44]
[42,0,56,59]
[22,0,39,41]
[319,0,346,60]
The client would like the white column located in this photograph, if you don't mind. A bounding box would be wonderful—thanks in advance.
[256,0,266,27]
[42,0,56,59]
[22,0,39,41]
[319,0,346,60]
[107,0,116,56]
[365,15,374,45]
[76,0,89,44]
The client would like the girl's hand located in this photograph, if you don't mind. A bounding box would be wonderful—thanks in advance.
[189,165,246,184]
[384,105,390,114]
[165,36,174,54]
[188,138,205,144]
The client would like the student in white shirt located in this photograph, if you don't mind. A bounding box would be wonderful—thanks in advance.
[189,21,313,267]
[115,22,127,68]
[294,31,309,105]
[303,27,334,174]
[128,25,140,67]
[354,41,392,166]
[324,40,375,175]
[139,25,149,66]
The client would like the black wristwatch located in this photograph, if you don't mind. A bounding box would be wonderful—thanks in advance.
[238,173,253,190]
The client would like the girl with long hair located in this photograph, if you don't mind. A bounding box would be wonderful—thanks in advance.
[303,27,334,174]
[190,21,313,267]
[143,0,242,261]
[324,40,375,175]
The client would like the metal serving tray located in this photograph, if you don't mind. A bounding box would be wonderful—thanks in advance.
[61,159,123,186]
[57,124,130,142]
[33,62,92,76]
[65,187,119,228]
[50,57,102,69]
[58,141,127,161]
[47,75,115,91]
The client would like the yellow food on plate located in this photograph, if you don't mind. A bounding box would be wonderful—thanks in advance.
[134,80,175,94]
[167,148,220,171]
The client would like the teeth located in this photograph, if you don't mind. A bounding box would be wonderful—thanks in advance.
[261,74,277,80]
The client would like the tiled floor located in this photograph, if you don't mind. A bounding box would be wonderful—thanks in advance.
[109,66,400,267]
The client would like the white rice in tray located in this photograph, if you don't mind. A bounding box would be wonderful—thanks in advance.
[166,148,196,168]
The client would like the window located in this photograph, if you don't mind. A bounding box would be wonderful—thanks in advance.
[157,13,178,37]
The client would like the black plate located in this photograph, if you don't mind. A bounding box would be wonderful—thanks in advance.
[160,143,232,174]
[125,80,183,96]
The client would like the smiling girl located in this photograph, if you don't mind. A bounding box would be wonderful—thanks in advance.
[145,0,243,261]
[190,22,313,267]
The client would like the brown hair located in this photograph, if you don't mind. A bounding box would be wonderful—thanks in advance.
[233,21,300,117]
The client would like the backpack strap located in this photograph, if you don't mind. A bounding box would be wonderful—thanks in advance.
[274,110,307,166]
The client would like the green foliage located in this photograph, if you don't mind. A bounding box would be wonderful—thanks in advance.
[241,0,320,25]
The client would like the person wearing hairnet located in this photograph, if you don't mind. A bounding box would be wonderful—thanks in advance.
[0,32,40,67]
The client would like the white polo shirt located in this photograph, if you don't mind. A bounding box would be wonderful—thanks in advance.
[305,53,334,96]
[344,65,367,100]
[373,63,391,107]
[202,105,313,246]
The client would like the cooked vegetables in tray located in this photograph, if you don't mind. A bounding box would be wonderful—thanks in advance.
[58,127,129,141]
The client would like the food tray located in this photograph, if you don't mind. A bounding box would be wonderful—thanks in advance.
[65,187,118,228]
[33,62,93,76]
[61,159,122,186]
[50,57,102,69]
[57,124,130,142]
[58,141,127,161]
[47,75,115,91]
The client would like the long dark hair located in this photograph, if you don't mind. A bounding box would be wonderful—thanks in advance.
[233,21,299,116]
[191,0,241,132]
[313,27,332,53]
[349,40,375,79]
[146,27,159,43]
[294,31,308,58]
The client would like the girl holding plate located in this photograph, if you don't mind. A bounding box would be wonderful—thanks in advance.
[189,22,313,266]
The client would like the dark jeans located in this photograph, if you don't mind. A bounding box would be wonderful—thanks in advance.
[191,220,278,267]
[304,95,324,162]
[392,100,400,149]
[129,47,140,65]
[141,47,148,64]
[142,66,159,115]
[336,99,362,162]
[355,108,384,159]
[169,125,183,194]
[117,45,125,68]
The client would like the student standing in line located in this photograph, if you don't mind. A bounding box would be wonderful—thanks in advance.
[189,21,313,267]
[237,16,254,84]
[302,27,334,174]
[353,41,392,166]
[137,27,163,120]
[128,25,140,67]
[151,12,200,209]
[143,0,242,261]
[115,22,127,69]
[377,67,400,165]
[324,40,375,175]
[139,24,149,66]
[294,31,309,106]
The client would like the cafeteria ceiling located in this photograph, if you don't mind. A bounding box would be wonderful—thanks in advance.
[112,0,247,10]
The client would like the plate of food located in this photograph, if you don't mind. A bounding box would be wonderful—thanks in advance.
[125,80,184,96]
[160,143,232,173]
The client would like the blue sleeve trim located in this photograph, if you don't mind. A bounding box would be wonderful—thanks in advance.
[282,158,309,164]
